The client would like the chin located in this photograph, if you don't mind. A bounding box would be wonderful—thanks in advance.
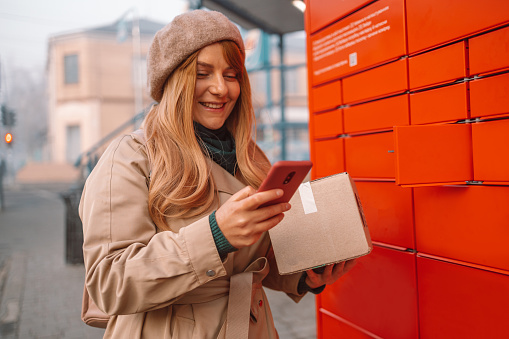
[199,119,227,130]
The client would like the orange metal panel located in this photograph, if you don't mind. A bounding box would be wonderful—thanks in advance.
[472,118,509,182]
[407,0,509,54]
[308,0,373,34]
[414,186,509,271]
[344,94,409,133]
[469,26,509,75]
[320,245,419,339]
[394,124,473,186]
[312,109,343,139]
[308,0,406,85]
[343,59,407,104]
[409,82,469,125]
[345,132,395,179]
[470,72,509,119]
[417,256,509,339]
[408,42,467,90]
[319,311,379,339]
[355,181,414,249]
[312,138,345,179]
[310,80,342,113]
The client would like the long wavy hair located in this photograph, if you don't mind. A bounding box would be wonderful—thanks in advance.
[143,40,269,231]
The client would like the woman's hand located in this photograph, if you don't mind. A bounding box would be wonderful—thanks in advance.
[215,186,291,249]
[305,260,357,289]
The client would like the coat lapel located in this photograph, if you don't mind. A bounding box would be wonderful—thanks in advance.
[210,160,246,195]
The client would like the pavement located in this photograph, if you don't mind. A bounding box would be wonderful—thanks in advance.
[0,183,317,339]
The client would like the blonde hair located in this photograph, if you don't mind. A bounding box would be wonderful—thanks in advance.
[144,41,269,231]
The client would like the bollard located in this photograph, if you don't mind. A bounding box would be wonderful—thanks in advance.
[60,187,84,265]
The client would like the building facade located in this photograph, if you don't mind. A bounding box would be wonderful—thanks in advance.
[47,18,164,165]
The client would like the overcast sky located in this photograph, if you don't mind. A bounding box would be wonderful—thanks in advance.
[0,0,188,71]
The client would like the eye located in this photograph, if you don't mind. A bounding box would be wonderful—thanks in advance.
[224,73,238,81]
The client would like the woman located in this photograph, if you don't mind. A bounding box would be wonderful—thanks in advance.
[80,9,354,338]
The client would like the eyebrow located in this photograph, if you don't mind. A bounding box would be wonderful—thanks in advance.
[197,61,234,70]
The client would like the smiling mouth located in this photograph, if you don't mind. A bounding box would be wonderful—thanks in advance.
[200,102,226,109]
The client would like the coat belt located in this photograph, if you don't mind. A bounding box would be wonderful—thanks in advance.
[175,257,270,339]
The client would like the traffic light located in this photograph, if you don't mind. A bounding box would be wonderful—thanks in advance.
[4,132,13,145]
[1,104,16,127]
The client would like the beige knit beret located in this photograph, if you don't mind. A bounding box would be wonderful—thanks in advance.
[147,10,245,102]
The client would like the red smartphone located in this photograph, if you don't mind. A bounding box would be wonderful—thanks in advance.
[257,160,313,208]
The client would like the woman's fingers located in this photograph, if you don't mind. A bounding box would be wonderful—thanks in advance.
[305,260,358,289]
[215,186,292,249]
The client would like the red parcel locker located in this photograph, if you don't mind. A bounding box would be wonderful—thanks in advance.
[319,311,380,339]
[310,80,342,113]
[470,72,509,119]
[343,59,408,104]
[469,25,509,75]
[414,185,509,271]
[355,181,415,249]
[472,118,509,182]
[406,0,509,54]
[394,124,473,186]
[417,255,509,339]
[312,109,343,139]
[409,82,469,125]
[308,0,406,86]
[408,41,467,90]
[345,131,396,179]
[312,137,345,179]
[344,94,409,134]
[307,0,374,34]
[319,245,419,339]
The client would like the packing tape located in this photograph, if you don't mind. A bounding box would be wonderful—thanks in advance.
[298,182,317,214]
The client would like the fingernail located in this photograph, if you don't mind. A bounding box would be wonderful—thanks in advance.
[277,190,283,197]
[285,203,291,210]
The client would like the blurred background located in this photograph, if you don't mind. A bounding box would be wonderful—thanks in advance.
[0,1,317,338]
[0,0,310,188]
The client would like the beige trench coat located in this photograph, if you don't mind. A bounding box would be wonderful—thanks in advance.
[79,130,307,338]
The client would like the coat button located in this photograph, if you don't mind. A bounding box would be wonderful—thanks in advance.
[258,300,263,307]
[206,269,216,277]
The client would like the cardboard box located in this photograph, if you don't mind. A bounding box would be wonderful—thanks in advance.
[269,172,372,275]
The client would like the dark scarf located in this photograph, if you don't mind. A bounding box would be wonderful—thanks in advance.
[194,122,237,176]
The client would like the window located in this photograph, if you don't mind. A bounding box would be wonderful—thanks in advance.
[64,54,79,84]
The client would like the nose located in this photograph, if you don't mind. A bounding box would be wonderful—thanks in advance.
[209,74,227,97]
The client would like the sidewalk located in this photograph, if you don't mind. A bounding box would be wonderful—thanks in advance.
[0,185,317,339]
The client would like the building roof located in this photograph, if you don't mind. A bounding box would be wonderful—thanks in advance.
[201,0,305,35]
[89,18,166,36]
[49,17,165,41]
